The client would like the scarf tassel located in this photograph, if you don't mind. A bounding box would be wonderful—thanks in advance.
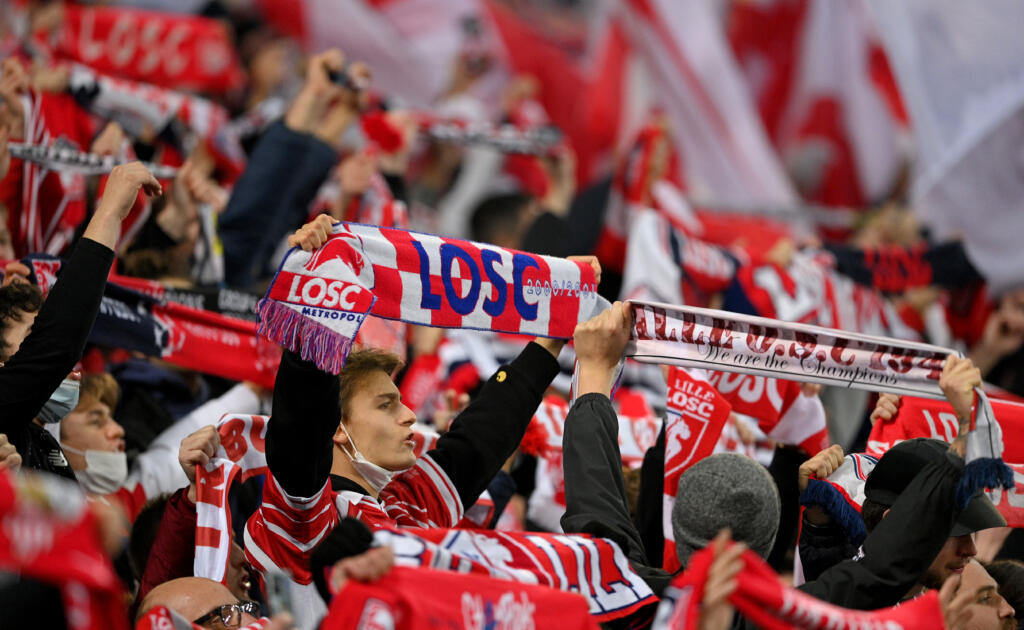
[257,298,356,375]
[956,458,1016,510]
[800,479,868,547]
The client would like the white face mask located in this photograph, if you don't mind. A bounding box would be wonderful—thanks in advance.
[60,444,128,494]
[336,424,396,495]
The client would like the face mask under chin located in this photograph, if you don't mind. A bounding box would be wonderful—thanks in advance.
[336,425,398,494]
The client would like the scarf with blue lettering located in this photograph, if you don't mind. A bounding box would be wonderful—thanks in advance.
[258,222,608,374]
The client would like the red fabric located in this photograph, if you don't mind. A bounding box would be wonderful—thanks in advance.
[663,544,944,629]
[2,91,96,257]
[137,488,199,606]
[56,6,244,94]
[662,368,732,572]
[0,472,129,630]
[321,566,599,630]
[867,395,1024,462]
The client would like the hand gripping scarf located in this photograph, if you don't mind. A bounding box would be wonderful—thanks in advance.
[627,300,1015,503]
[259,222,608,374]
[652,544,945,630]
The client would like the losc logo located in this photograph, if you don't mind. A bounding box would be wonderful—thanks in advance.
[281,275,375,311]
[302,224,375,290]
[356,598,395,630]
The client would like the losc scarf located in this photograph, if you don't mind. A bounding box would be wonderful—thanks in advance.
[320,565,598,630]
[661,367,732,573]
[55,5,245,95]
[652,543,944,630]
[867,395,1024,526]
[627,300,1014,496]
[259,222,607,374]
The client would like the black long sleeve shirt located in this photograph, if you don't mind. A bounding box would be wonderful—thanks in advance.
[0,238,115,478]
[266,341,560,513]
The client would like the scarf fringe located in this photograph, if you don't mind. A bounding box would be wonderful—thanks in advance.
[257,298,354,374]
[800,479,867,546]
[956,458,1016,510]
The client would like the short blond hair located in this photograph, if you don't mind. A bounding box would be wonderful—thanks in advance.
[79,372,120,410]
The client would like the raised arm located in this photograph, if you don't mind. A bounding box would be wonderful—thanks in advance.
[0,163,161,433]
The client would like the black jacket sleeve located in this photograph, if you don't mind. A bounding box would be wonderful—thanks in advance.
[560,393,672,597]
[796,451,963,609]
[428,341,559,509]
[219,121,338,289]
[0,238,114,433]
[265,350,341,498]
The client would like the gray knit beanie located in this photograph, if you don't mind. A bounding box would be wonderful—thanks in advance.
[671,453,781,567]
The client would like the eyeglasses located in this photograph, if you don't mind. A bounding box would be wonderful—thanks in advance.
[193,600,261,628]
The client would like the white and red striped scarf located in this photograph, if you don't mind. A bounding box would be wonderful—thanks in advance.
[259,222,608,374]
[654,543,944,630]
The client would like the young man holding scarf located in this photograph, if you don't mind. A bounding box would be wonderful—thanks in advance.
[560,300,1006,620]
[240,216,605,627]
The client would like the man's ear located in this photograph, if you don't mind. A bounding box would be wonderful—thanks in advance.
[882,508,890,520]
[333,420,350,447]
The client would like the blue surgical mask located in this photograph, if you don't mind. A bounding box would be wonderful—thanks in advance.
[38,378,80,424]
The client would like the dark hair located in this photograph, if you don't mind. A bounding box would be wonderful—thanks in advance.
[0,282,43,360]
[338,349,404,418]
[984,559,1024,629]
[470,193,532,246]
[860,497,888,533]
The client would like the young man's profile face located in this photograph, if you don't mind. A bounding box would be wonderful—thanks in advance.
[922,533,977,589]
[957,560,1015,630]
[341,370,418,472]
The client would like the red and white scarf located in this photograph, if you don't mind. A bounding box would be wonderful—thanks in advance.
[661,368,733,572]
[259,222,607,374]
[653,544,944,630]
[1,91,95,257]
[868,395,1024,526]
[320,565,599,630]
[194,414,270,585]
[55,5,244,95]
[627,300,1013,493]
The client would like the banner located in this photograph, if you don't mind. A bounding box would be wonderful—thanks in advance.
[24,255,279,388]
[58,5,244,94]
[260,222,607,374]
[662,367,731,572]
[627,300,950,398]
